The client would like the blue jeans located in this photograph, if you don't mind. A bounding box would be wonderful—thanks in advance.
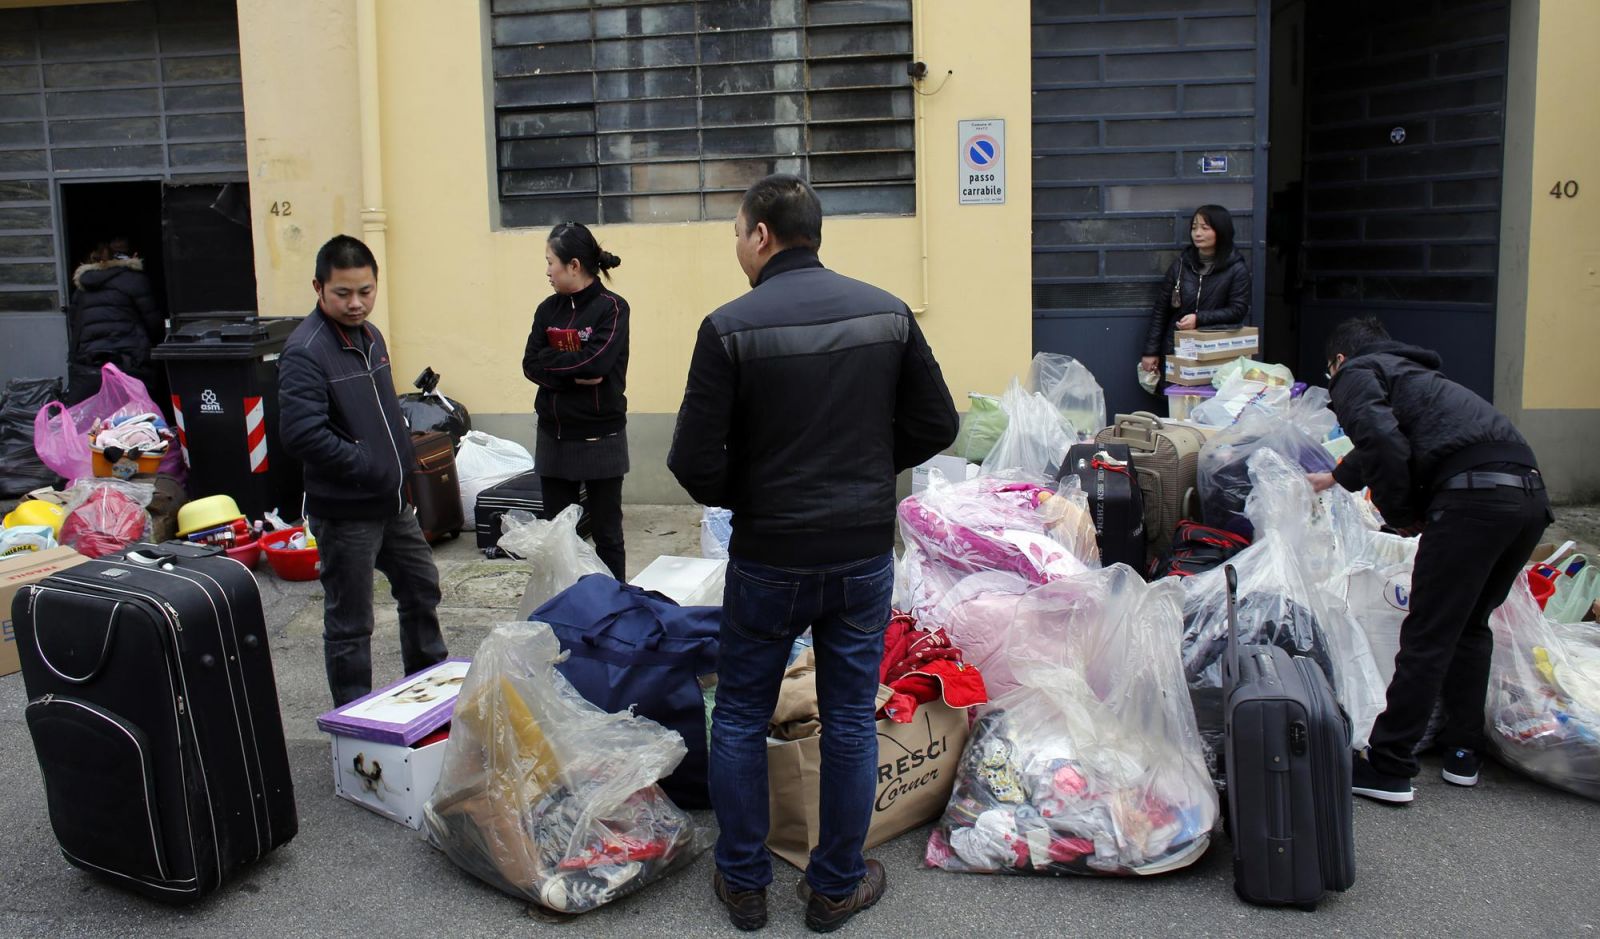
[710,552,894,898]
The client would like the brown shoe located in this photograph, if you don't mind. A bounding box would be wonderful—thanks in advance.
[796,860,886,933]
[712,870,768,931]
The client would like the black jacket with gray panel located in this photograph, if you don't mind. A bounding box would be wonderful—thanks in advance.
[668,248,959,566]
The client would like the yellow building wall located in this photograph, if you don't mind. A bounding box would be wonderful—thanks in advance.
[1521,0,1600,410]
[240,0,1032,424]
[236,0,364,319]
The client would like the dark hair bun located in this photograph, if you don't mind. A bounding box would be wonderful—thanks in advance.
[598,251,622,271]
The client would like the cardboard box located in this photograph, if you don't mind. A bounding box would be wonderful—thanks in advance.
[0,546,89,678]
[317,658,471,829]
[1174,327,1259,362]
[913,454,977,494]
[766,699,968,869]
[1164,356,1223,386]
[630,555,726,606]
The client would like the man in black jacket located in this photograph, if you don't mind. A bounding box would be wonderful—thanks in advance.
[670,176,958,933]
[1309,316,1549,804]
[278,235,447,706]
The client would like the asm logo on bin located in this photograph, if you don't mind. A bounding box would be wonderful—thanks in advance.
[200,389,224,414]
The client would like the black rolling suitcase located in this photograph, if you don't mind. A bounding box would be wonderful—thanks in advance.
[1060,443,1146,570]
[1221,565,1355,909]
[13,541,297,903]
[409,430,464,542]
[474,470,590,558]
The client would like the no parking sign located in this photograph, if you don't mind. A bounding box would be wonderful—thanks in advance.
[958,119,1005,205]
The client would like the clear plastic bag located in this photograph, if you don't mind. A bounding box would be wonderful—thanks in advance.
[1209,357,1294,390]
[1188,376,1292,428]
[423,621,703,913]
[1181,450,1387,779]
[33,364,185,483]
[1486,574,1600,801]
[897,473,1098,698]
[980,380,1076,482]
[499,506,612,620]
[925,566,1217,876]
[455,431,535,520]
[1197,407,1337,538]
[58,478,154,559]
[1026,352,1106,440]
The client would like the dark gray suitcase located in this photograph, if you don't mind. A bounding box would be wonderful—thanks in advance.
[1222,565,1355,909]
[1060,443,1146,570]
[14,541,297,903]
[474,470,590,558]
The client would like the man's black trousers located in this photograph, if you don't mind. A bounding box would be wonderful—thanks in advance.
[1367,483,1551,778]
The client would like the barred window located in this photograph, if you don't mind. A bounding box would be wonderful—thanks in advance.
[489,0,915,227]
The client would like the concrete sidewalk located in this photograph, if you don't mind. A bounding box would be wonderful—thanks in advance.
[1,505,1598,937]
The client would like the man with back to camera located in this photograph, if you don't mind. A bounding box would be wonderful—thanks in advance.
[278,234,448,706]
[669,175,959,933]
[1308,316,1550,804]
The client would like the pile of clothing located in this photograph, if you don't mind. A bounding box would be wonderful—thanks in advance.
[897,473,1098,700]
[423,622,701,913]
[925,567,1217,877]
[1486,573,1600,801]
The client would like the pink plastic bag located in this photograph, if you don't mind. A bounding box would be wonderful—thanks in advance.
[33,364,185,483]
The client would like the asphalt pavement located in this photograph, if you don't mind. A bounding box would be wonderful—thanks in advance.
[2,505,1598,938]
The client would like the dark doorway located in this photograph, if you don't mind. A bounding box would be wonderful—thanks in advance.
[1265,0,1509,398]
[58,179,259,323]
[59,180,167,313]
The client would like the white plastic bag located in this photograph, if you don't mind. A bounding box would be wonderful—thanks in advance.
[1026,352,1106,440]
[423,621,703,912]
[499,505,612,620]
[1189,377,1292,428]
[455,430,535,520]
[979,380,1076,482]
[1209,357,1294,390]
[700,506,732,560]
[1486,574,1600,800]
[925,566,1217,876]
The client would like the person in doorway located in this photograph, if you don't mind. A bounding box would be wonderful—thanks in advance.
[521,221,630,580]
[64,237,165,406]
[278,234,448,707]
[1139,205,1250,390]
[669,175,959,933]
[1309,316,1550,804]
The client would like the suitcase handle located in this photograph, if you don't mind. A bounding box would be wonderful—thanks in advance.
[1222,563,1239,688]
[1110,411,1165,445]
[125,542,225,567]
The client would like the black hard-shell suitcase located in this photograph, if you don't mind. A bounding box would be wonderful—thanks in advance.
[1222,565,1355,909]
[409,430,464,542]
[13,541,297,903]
[1060,443,1146,570]
[474,470,590,558]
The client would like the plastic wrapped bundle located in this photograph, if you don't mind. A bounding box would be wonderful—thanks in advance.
[1026,352,1106,440]
[979,380,1077,482]
[1485,574,1600,801]
[59,478,153,559]
[423,622,702,913]
[898,474,1096,615]
[1197,404,1337,538]
[925,567,1217,876]
[1181,450,1387,782]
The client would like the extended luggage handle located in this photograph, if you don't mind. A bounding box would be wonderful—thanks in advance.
[1109,411,1166,446]
[1222,564,1240,688]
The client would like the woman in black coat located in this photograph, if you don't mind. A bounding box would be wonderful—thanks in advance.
[64,238,164,405]
[1139,205,1250,387]
[521,222,631,579]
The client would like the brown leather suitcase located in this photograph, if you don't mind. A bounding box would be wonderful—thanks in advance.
[409,431,463,542]
[1094,411,1206,563]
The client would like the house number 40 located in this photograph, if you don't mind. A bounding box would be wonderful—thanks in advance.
[1549,180,1580,198]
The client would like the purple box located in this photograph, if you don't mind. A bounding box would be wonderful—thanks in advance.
[315,658,472,746]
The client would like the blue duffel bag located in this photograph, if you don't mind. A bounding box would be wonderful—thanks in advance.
[531,573,719,808]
